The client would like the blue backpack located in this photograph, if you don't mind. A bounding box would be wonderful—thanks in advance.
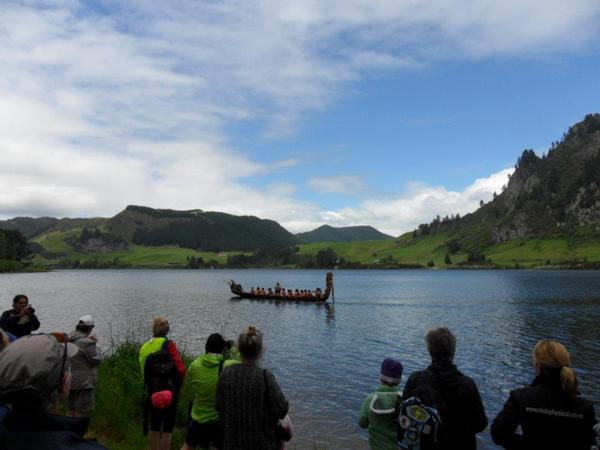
[398,387,444,450]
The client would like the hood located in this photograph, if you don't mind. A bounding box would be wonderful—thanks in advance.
[201,352,222,368]
[369,386,401,416]
[427,360,464,389]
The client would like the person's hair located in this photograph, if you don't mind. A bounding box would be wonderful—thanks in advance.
[0,330,9,352]
[152,316,170,337]
[13,294,28,305]
[533,340,578,396]
[238,325,263,360]
[425,327,456,361]
[75,323,94,333]
[205,333,226,353]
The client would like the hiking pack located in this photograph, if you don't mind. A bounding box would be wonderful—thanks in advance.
[398,384,445,450]
[143,339,181,394]
[142,339,181,435]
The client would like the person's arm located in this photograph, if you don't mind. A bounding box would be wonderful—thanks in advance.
[490,391,525,449]
[0,310,19,328]
[584,403,598,448]
[265,370,289,420]
[29,312,40,332]
[402,372,418,399]
[358,395,370,429]
[215,375,224,414]
[167,340,186,380]
[466,378,488,433]
[82,340,102,367]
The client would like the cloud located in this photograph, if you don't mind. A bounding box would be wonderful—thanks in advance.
[0,1,596,232]
[286,168,514,235]
[307,175,366,195]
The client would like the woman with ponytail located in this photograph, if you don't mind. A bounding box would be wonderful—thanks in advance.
[216,325,289,450]
[492,339,596,450]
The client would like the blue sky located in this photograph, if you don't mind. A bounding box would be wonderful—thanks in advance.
[1,1,599,234]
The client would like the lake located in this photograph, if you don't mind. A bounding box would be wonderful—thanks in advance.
[1,269,599,449]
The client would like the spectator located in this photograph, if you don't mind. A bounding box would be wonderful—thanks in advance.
[0,333,106,449]
[358,358,403,450]
[402,327,487,450]
[68,315,101,417]
[139,316,186,450]
[216,325,289,450]
[491,339,597,450]
[0,294,41,338]
[181,333,227,450]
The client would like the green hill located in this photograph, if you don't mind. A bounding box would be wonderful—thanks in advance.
[411,113,600,255]
[296,224,392,243]
[107,205,299,252]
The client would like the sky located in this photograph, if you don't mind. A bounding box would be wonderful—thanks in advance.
[1,0,600,235]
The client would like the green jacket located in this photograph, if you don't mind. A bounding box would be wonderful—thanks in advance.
[358,384,402,450]
[189,353,224,424]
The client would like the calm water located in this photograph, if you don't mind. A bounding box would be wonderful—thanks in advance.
[1,269,599,449]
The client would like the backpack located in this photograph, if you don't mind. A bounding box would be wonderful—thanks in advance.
[398,384,446,450]
[143,339,181,394]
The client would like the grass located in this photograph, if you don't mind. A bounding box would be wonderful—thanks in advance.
[298,234,466,267]
[31,229,240,267]
[299,234,600,269]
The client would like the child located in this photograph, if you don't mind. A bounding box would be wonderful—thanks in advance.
[358,358,403,450]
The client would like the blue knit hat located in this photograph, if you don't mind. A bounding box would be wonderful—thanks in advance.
[380,358,403,384]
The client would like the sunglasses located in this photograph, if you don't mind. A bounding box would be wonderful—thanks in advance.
[49,332,69,389]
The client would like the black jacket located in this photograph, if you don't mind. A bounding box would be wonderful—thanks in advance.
[402,360,488,450]
[0,308,40,338]
[0,411,107,449]
[491,373,597,450]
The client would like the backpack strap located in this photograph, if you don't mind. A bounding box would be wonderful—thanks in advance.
[218,358,225,375]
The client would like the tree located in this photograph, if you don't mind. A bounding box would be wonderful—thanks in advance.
[315,248,337,268]
[0,230,29,261]
[444,253,453,265]
[80,227,90,242]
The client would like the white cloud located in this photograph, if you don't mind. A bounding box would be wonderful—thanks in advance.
[0,1,596,233]
[286,168,514,235]
[307,175,366,195]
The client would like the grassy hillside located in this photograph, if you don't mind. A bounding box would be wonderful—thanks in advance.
[31,228,238,267]
[27,225,600,269]
[298,234,600,268]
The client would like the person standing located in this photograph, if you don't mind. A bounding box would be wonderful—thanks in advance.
[358,358,403,450]
[181,333,227,450]
[491,339,597,450]
[402,327,488,450]
[0,294,40,338]
[0,334,107,449]
[216,325,289,450]
[139,316,186,450]
[68,315,101,417]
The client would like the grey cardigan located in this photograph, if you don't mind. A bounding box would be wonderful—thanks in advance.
[216,364,289,450]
